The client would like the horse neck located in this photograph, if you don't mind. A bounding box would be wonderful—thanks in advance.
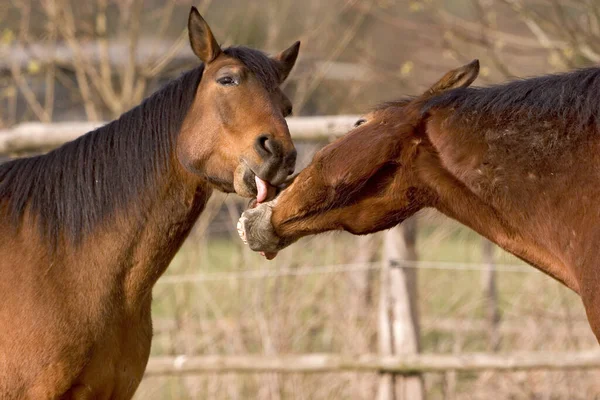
[417,141,581,293]
[129,167,211,302]
[68,164,211,311]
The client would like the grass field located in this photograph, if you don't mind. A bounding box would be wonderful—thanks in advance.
[135,196,599,399]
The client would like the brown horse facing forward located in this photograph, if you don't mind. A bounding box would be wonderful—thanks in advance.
[239,60,600,343]
[0,7,299,399]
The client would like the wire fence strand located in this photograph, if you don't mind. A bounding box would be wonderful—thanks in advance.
[157,260,533,285]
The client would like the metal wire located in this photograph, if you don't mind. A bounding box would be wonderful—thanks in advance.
[157,259,532,285]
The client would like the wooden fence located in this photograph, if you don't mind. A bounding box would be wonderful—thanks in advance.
[0,117,359,155]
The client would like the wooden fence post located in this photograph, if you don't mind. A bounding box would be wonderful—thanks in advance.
[350,235,377,322]
[378,218,424,400]
[481,239,501,351]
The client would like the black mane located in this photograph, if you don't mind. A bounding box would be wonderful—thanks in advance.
[0,46,280,245]
[420,67,600,174]
[423,67,600,130]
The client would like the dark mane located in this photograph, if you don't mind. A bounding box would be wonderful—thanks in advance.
[420,67,600,170]
[0,67,203,245]
[422,67,600,130]
[374,97,414,112]
[0,46,280,245]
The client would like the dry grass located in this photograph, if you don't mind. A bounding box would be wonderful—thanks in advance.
[135,196,600,399]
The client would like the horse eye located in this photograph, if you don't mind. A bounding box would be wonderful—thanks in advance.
[217,76,238,86]
[354,118,366,127]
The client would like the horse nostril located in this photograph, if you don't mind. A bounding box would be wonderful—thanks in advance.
[255,134,274,158]
[286,150,297,175]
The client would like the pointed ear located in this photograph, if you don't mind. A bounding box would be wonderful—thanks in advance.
[274,41,301,83]
[188,7,221,64]
[425,59,480,97]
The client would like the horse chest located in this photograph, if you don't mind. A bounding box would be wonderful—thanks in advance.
[73,187,211,397]
[71,300,153,399]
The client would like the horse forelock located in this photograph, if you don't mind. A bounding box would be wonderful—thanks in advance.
[223,46,281,92]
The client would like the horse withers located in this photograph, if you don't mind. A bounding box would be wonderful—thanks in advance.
[0,7,299,399]
[239,61,600,343]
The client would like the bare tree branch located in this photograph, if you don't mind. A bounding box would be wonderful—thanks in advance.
[50,0,100,120]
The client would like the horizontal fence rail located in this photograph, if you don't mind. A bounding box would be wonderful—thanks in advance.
[144,351,600,376]
[0,116,360,155]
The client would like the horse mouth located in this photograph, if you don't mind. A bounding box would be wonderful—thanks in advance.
[245,171,277,204]
[235,164,279,205]
[239,192,281,261]
[254,175,276,204]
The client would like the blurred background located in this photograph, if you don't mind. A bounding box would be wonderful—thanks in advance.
[2,0,600,398]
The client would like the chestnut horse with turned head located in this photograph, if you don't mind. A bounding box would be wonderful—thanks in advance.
[240,60,600,343]
[0,7,299,399]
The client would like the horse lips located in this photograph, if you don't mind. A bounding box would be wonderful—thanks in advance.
[246,175,278,260]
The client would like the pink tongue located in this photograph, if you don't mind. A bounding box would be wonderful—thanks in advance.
[255,175,269,204]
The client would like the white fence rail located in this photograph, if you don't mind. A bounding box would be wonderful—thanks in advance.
[0,116,360,155]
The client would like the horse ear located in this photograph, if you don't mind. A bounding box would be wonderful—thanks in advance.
[274,41,301,83]
[425,59,480,96]
[188,7,221,64]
